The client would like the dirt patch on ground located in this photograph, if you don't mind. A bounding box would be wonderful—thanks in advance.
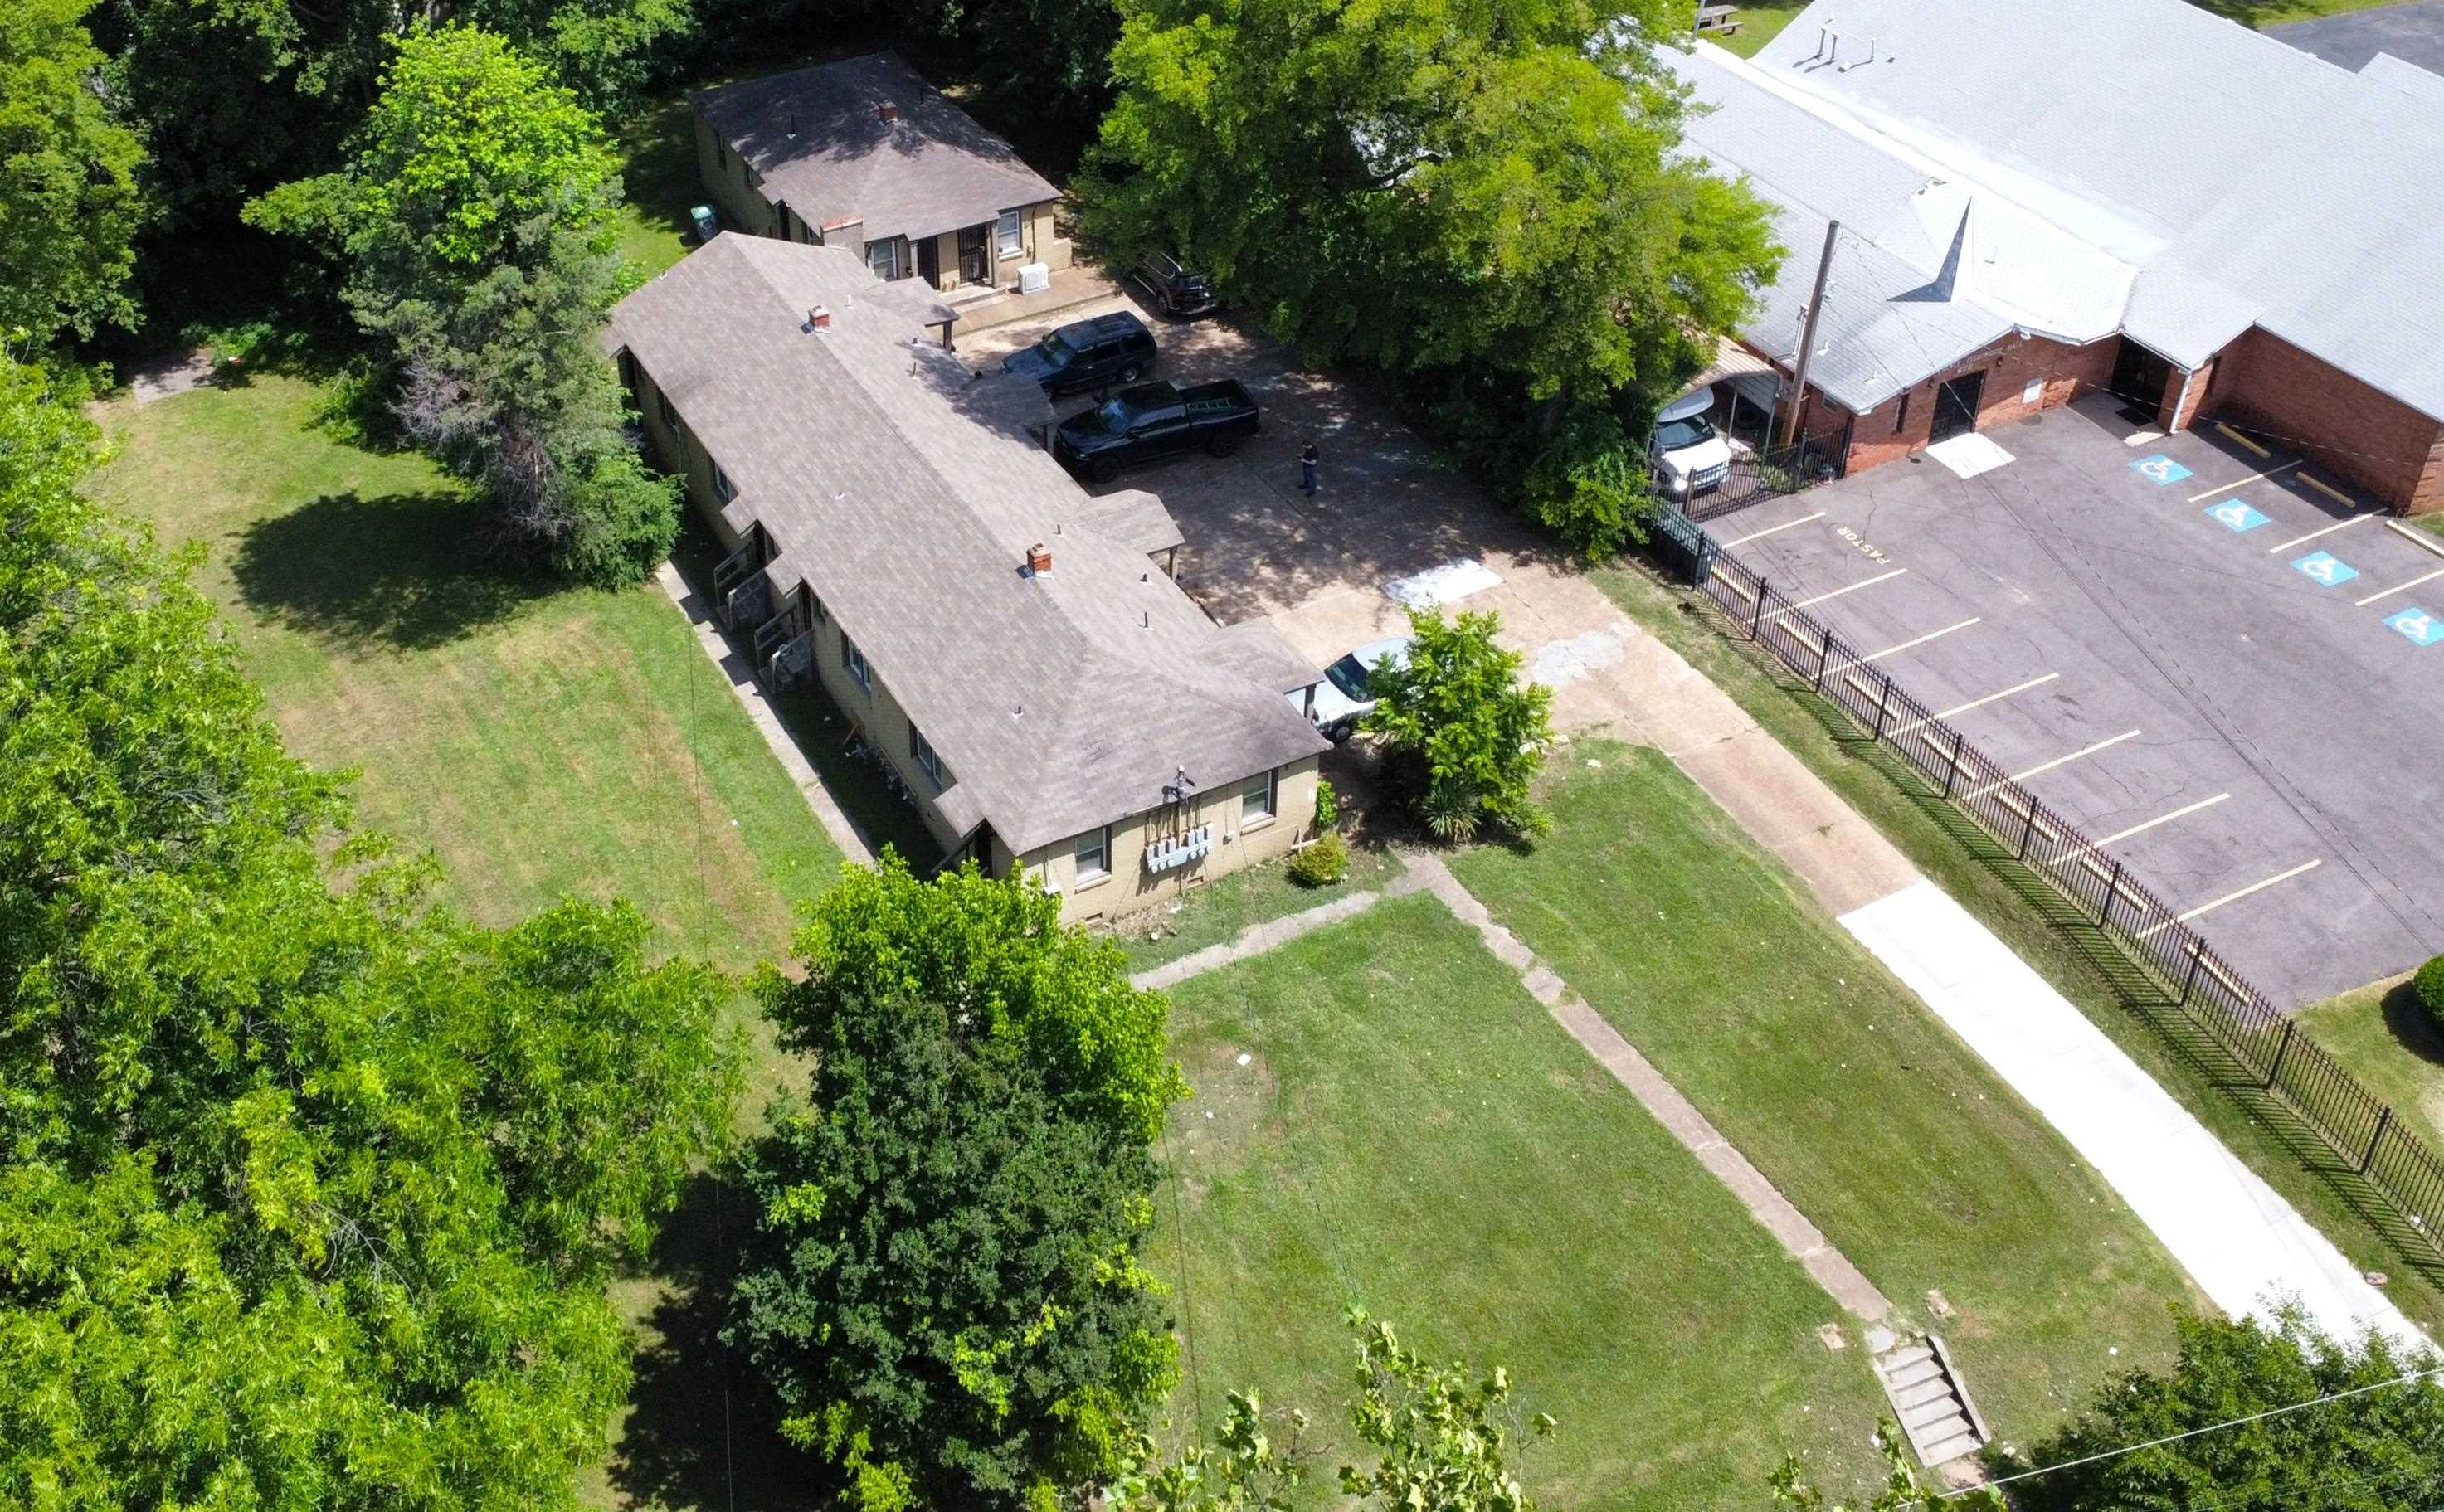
[1169,1043,1280,1204]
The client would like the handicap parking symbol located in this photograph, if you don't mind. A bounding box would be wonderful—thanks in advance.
[2204,498,2270,532]
[2385,607,2444,646]
[2133,454,2193,486]
[2291,550,2359,587]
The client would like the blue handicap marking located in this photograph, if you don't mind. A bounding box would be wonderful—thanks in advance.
[2385,607,2444,646]
[2132,454,2193,486]
[2204,498,2270,532]
[2291,550,2360,587]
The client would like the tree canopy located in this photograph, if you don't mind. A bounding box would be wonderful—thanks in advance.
[726,985,1179,1510]
[0,355,743,1509]
[1362,608,1556,842]
[0,0,145,344]
[1081,0,1779,553]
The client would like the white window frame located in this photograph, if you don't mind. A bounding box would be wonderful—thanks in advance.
[866,236,899,280]
[841,633,872,693]
[712,462,737,503]
[995,209,1024,259]
[909,724,944,790]
[1073,826,1111,885]
[1241,767,1277,826]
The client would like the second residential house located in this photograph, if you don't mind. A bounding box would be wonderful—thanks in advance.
[606,233,1330,922]
[693,52,1072,298]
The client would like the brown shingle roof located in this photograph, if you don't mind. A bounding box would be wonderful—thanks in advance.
[606,235,1327,855]
[694,54,1062,245]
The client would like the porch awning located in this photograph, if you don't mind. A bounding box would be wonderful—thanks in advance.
[1682,338,1780,395]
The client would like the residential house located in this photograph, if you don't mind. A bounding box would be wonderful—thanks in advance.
[1668,0,2444,514]
[606,233,1331,922]
[693,53,1072,299]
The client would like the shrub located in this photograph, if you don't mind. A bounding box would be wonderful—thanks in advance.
[1312,778,1340,830]
[2417,954,2444,1032]
[1288,833,1349,887]
[549,450,681,588]
[1361,607,1555,843]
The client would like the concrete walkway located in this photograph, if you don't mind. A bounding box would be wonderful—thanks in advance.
[655,561,879,865]
[1845,881,2422,1350]
[1402,851,1895,1322]
[1129,885,1391,991]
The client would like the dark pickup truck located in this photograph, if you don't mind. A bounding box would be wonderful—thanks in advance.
[1052,381,1261,483]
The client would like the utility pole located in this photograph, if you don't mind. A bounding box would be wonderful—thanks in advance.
[1776,219,1839,452]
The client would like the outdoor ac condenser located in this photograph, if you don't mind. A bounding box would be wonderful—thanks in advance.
[1018,261,1051,294]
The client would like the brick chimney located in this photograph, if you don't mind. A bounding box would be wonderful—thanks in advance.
[876,100,900,124]
[1027,542,1053,574]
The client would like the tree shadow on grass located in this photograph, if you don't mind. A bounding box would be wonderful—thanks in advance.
[231,490,555,653]
[607,1172,825,1512]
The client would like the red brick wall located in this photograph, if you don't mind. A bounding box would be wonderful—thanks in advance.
[1838,334,2118,474]
[2203,328,2444,515]
[2159,354,2215,433]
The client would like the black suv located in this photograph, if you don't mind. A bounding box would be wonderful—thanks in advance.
[1000,312,1157,396]
[1131,250,1215,318]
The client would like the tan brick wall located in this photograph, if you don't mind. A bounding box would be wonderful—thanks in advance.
[1005,756,1322,926]
[1838,333,2117,474]
[2203,327,2444,515]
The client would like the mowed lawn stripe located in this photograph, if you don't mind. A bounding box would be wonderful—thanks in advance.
[1161,894,1888,1510]
[1448,744,2199,1441]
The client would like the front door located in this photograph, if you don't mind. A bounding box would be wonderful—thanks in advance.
[958,225,991,286]
[2110,338,2171,418]
[1930,371,1984,443]
[915,235,940,288]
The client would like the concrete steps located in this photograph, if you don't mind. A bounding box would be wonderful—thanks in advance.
[1872,1333,1990,1470]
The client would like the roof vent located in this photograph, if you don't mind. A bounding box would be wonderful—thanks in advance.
[808,304,831,330]
[1027,542,1053,574]
[1839,36,1877,70]
[876,100,899,124]
[787,107,800,139]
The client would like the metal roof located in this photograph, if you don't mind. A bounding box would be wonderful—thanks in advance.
[606,236,1325,855]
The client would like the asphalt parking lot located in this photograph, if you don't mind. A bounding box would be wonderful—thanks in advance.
[1707,394,2444,1005]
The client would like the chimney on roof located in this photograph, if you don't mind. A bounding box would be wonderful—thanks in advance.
[808,304,831,330]
[877,100,899,124]
[1027,542,1053,574]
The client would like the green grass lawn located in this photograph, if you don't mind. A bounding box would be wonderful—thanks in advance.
[1108,842,1400,972]
[616,90,703,282]
[1709,2,1808,58]
[1594,559,2444,1332]
[1448,743,2196,1442]
[2299,974,2444,1157]
[1160,893,1889,1510]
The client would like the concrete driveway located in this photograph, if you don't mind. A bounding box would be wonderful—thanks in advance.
[961,285,1675,735]
[2268,0,2444,73]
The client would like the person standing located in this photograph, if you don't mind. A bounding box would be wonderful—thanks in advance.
[1299,440,1320,496]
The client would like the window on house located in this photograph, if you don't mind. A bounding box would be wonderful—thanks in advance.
[1241,768,1276,825]
[841,633,872,693]
[713,462,737,503]
[1074,826,1110,882]
[996,209,1023,258]
[716,139,728,170]
[655,389,679,430]
[1894,391,1911,435]
[908,725,944,790]
[867,237,899,280]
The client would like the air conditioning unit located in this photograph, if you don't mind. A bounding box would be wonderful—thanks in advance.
[1018,261,1051,295]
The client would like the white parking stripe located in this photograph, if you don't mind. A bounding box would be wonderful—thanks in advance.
[1967,729,2142,798]
[2086,793,2232,849]
[1721,511,1826,547]
[2266,513,2374,553]
[2185,459,2300,502]
[2354,566,2444,608]
[1831,616,1982,673]
[2136,859,2324,937]
[1769,567,1908,617]
[1889,672,2061,737]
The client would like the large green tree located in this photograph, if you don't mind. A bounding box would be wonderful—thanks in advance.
[1362,608,1555,842]
[1081,0,1779,554]
[0,355,744,1509]
[726,985,1179,1510]
[249,24,678,586]
[1,0,145,344]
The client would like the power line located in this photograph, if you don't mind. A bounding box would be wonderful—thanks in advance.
[1935,1361,2444,1500]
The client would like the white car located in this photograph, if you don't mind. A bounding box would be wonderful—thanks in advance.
[1651,387,1733,500]
[1308,635,1413,741]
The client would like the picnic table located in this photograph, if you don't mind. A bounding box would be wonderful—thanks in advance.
[1697,3,1742,35]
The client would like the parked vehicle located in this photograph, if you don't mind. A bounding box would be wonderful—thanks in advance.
[1052,380,1261,483]
[1651,387,1733,499]
[1308,635,1414,741]
[1132,250,1215,317]
[690,205,719,243]
[1001,312,1158,396]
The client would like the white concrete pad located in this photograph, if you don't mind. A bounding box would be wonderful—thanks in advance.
[1926,431,2017,479]
[1841,878,2424,1353]
[1528,625,1630,690]
[1385,558,1502,608]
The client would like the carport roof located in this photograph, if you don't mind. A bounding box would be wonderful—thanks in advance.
[605,235,1325,855]
[1735,0,2444,421]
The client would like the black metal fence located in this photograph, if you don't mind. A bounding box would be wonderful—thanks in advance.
[1685,539,2444,1262]
[1678,441,1836,523]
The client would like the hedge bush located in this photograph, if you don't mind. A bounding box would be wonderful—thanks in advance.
[1288,833,1349,888]
[2416,954,2444,1033]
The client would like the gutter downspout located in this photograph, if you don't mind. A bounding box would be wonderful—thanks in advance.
[2164,363,2198,432]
